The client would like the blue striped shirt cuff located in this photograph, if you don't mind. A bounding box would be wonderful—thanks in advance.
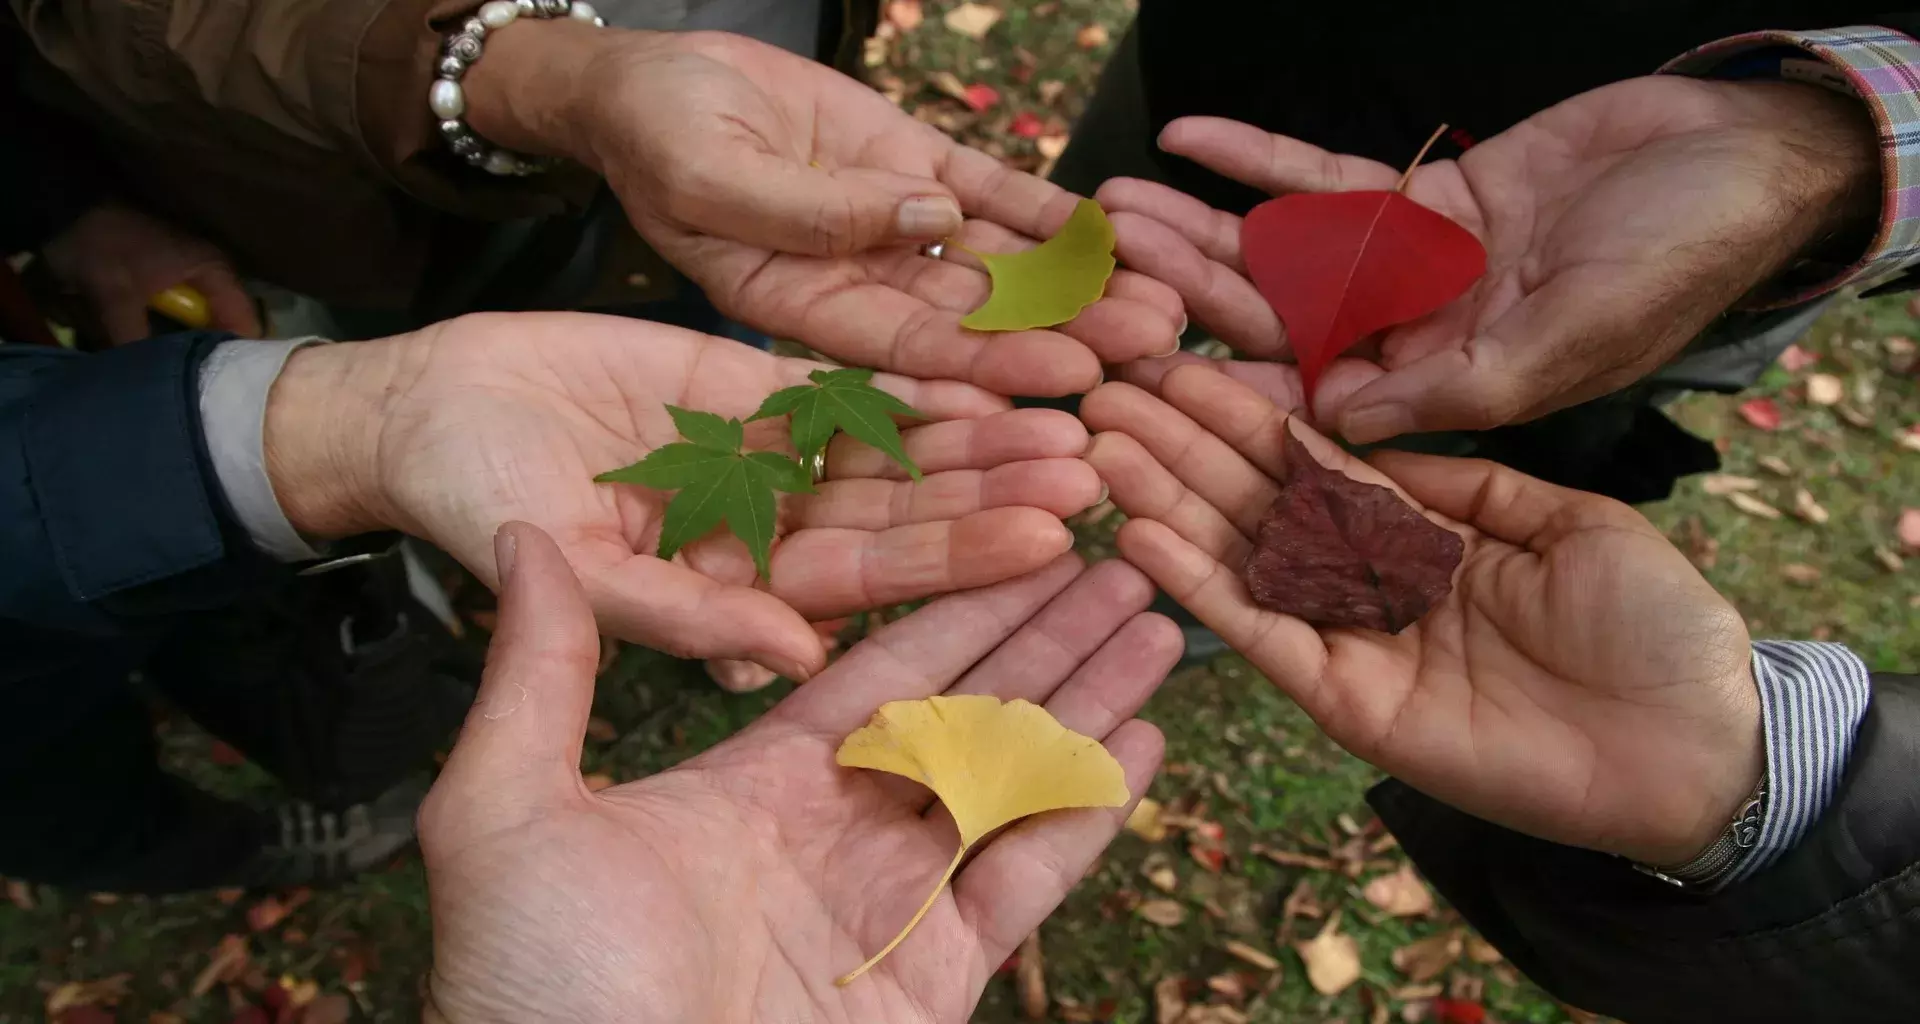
[1722,641,1873,885]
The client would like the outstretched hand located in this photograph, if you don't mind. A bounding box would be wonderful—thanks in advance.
[421,523,1176,1023]
[1082,364,1762,865]
[265,312,1104,679]
[1099,76,1876,439]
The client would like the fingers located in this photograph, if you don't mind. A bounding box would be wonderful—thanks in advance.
[1157,116,1401,194]
[944,559,1160,706]
[1096,178,1246,268]
[1084,430,1253,567]
[1105,210,1283,358]
[99,298,152,345]
[764,351,1011,423]
[583,552,825,681]
[1116,356,1312,418]
[794,459,1102,530]
[773,553,1087,737]
[770,507,1074,619]
[188,264,264,337]
[435,523,603,814]
[1080,381,1279,538]
[1364,449,1640,550]
[679,152,963,257]
[953,719,1165,970]
[826,408,1089,481]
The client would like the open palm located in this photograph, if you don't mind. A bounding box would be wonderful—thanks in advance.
[574,30,1184,396]
[421,524,1176,1023]
[285,312,1099,679]
[1082,365,1762,865]
[1097,75,1874,439]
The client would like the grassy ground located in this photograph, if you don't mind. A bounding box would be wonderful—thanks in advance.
[5,2,1919,1022]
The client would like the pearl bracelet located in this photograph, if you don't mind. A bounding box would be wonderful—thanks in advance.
[429,0,605,176]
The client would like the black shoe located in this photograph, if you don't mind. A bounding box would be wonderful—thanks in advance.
[238,774,431,887]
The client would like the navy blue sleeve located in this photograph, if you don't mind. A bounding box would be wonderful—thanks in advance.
[1,333,281,636]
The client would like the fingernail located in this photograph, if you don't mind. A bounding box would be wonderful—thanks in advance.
[896,196,962,239]
[1341,404,1413,444]
[1096,482,1110,506]
[493,525,519,586]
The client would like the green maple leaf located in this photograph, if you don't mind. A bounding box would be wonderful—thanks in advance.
[594,406,811,581]
[960,198,1116,332]
[749,367,926,481]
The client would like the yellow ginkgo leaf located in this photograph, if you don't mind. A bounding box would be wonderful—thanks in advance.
[832,694,1130,985]
[959,199,1117,332]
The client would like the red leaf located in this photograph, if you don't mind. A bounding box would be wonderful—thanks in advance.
[229,1010,270,1024]
[1738,398,1782,431]
[1432,997,1487,1024]
[961,83,999,112]
[1010,111,1044,139]
[53,1010,116,1024]
[1776,343,1818,372]
[210,741,247,766]
[1241,190,1484,399]
[1243,430,1464,632]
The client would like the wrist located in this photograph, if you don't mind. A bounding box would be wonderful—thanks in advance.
[458,16,643,174]
[1650,661,1768,868]
[1735,80,1880,263]
[263,342,401,540]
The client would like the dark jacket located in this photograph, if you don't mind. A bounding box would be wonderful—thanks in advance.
[1371,670,1920,1023]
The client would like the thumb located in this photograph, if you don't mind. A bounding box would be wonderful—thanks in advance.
[677,153,962,257]
[437,521,603,812]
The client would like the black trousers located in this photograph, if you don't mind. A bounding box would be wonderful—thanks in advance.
[0,555,466,892]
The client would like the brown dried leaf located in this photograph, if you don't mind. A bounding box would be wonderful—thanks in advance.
[304,995,353,1024]
[1126,797,1169,842]
[191,935,250,997]
[247,897,293,932]
[1679,516,1719,571]
[1728,492,1782,520]
[1362,862,1434,917]
[45,975,131,1015]
[1294,910,1363,995]
[1016,931,1047,1019]
[1792,488,1830,526]
[582,773,616,792]
[942,1,1002,39]
[4,878,32,909]
[1465,934,1504,964]
[1076,22,1110,48]
[1245,433,1464,632]
[1137,899,1188,927]
[929,70,971,104]
[1838,403,1874,429]
[1391,931,1462,983]
[1757,454,1794,477]
[1806,373,1844,406]
[1874,545,1907,573]
[885,0,923,30]
[1903,426,1920,453]
[1886,335,1918,373]
[1782,563,1823,585]
[1143,855,1179,894]
[1700,473,1761,495]
[1393,982,1446,1001]
[1154,976,1190,1024]
[1206,971,1249,1004]
[1255,846,1338,872]
[585,717,619,743]
[1223,940,1281,972]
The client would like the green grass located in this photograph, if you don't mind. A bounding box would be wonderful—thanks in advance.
[5,3,1918,1021]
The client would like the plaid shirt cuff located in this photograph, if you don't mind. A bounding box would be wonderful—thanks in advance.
[1663,26,1920,306]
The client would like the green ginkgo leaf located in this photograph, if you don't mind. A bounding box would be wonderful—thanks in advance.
[749,367,925,481]
[960,198,1116,332]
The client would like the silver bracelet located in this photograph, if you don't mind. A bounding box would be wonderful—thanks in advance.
[1633,771,1769,889]
[429,0,606,176]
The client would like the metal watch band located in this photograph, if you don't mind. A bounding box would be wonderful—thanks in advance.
[429,0,607,176]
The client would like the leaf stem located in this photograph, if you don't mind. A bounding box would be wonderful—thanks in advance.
[834,844,968,986]
[1396,124,1450,194]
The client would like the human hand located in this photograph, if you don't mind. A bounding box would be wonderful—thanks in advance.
[461,24,1182,396]
[1082,364,1762,865]
[263,312,1103,679]
[1097,76,1877,439]
[420,522,1175,1023]
[42,203,262,344]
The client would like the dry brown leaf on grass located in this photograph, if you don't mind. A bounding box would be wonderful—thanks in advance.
[1154,976,1191,1024]
[885,0,923,31]
[1016,931,1047,1020]
[943,1,1001,39]
[1465,934,1504,964]
[1294,909,1363,995]
[1874,545,1907,573]
[1758,454,1794,477]
[1142,851,1179,893]
[4,877,32,909]
[191,934,250,997]
[1392,931,1463,982]
[585,717,619,743]
[1729,492,1783,520]
[1393,982,1446,1001]
[1254,845,1338,871]
[1793,488,1831,526]
[44,975,131,1016]
[1782,563,1823,585]
[1076,22,1110,48]
[1362,862,1434,917]
[1806,373,1845,406]
[1903,425,1920,453]
[1223,940,1282,972]
[1838,403,1875,429]
[1700,473,1760,495]
[1137,899,1188,927]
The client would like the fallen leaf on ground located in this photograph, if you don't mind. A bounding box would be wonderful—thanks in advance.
[1016,931,1047,1019]
[1792,488,1830,526]
[1874,545,1907,573]
[833,695,1129,983]
[1256,845,1337,871]
[1886,335,1918,373]
[1188,820,1228,873]
[45,975,131,1016]
[943,1,1001,38]
[1245,430,1463,632]
[1076,22,1110,48]
[1806,373,1844,405]
[885,0,923,30]
[1738,398,1782,431]
[1394,982,1446,1000]
[1679,516,1719,571]
[1758,454,1794,477]
[962,198,1115,331]
[1838,404,1874,429]
[582,773,616,792]
[1294,910,1363,995]
[1240,127,1485,401]
[1392,931,1463,982]
[1126,797,1168,841]
[1206,971,1249,1003]
[1142,851,1179,893]
[1154,976,1190,1024]
[1432,996,1487,1024]
[1899,508,1920,554]
[1700,473,1760,495]
[303,995,352,1024]
[961,82,1000,113]
[1010,111,1044,139]
[4,878,32,909]
[1137,899,1188,927]
[1903,426,1920,453]
[1782,563,1823,585]
[247,897,293,932]
[1728,493,1782,520]
[191,935,250,997]
[585,717,618,743]
[1465,934,1503,964]
[1776,344,1818,372]
[1362,862,1435,917]
[929,70,971,105]
[1223,940,1281,971]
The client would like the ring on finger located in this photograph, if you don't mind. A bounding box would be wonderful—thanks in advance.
[810,449,829,485]
[920,240,946,260]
